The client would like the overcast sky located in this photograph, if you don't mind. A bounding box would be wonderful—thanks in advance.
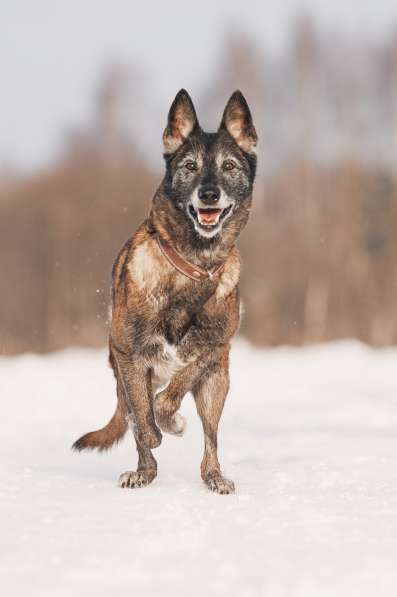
[1,0,397,171]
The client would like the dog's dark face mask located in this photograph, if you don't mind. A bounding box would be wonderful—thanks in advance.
[162,90,257,240]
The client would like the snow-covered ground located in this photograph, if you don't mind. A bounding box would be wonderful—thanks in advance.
[1,340,397,596]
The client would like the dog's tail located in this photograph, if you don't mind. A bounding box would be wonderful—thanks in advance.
[72,403,128,452]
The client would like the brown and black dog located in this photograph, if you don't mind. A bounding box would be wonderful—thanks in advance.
[73,89,257,494]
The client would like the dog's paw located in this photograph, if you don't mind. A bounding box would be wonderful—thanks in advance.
[168,412,186,436]
[118,470,156,489]
[154,391,186,437]
[156,411,186,437]
[204,473,235,495]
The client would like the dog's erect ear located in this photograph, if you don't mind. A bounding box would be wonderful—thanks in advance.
[219,91,257,153]
[163,89,199,154]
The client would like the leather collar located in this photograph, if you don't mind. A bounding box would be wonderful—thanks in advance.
[156,234,224,282]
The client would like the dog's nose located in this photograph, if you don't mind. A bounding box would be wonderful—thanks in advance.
[198,186,220,205]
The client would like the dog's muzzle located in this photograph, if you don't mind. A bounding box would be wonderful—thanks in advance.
[188,188,234,232]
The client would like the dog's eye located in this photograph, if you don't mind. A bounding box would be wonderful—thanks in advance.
[184,161,198,172]
[223,160,236,171]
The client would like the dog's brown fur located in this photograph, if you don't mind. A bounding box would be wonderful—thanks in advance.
[73,89,257,494]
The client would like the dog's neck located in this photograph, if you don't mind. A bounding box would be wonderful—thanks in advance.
[148,185,246,270]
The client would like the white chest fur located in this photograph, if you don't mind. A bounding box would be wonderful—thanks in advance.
[151,338,185,394]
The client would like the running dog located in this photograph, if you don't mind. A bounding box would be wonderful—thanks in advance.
[73,89,257,494]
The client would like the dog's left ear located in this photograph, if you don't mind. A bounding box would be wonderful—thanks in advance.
[219,91,257,153]
[163,89,199,154]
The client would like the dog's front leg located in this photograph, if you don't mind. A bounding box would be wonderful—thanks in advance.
[114,348,162,449]
[193,347,234,494]
[154,291,239,430]
[193,346,235,494]
[153,351,222,435]
[154,346,235,494]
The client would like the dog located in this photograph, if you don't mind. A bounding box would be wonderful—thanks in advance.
[73,89,257,494]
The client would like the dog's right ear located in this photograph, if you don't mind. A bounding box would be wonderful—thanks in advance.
[219,91,257,154]
[163,89,199,155]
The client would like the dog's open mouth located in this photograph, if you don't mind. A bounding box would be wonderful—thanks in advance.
[188,205,233,228]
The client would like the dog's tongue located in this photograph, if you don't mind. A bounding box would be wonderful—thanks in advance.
[198,208,222,226]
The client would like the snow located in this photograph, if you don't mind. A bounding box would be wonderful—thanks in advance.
[1,339,397,596]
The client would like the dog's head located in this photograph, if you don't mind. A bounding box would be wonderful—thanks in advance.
[162,89,257,240]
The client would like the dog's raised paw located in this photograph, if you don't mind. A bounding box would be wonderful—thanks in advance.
[119,470,154,489]
[170,413,186,436]
[156,412,186,437]
[205,473,235,495]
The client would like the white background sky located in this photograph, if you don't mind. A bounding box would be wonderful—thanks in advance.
[1,0,397,171]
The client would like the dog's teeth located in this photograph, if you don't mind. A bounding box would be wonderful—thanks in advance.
[197,209,222,226]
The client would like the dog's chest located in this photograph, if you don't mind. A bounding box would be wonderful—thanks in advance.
[127,239,218,391]
[145,271,215,345]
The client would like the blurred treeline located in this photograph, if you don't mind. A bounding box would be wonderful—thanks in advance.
[2,17,397,354]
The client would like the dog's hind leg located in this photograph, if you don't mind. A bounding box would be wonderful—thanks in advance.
[193,347,235,495]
